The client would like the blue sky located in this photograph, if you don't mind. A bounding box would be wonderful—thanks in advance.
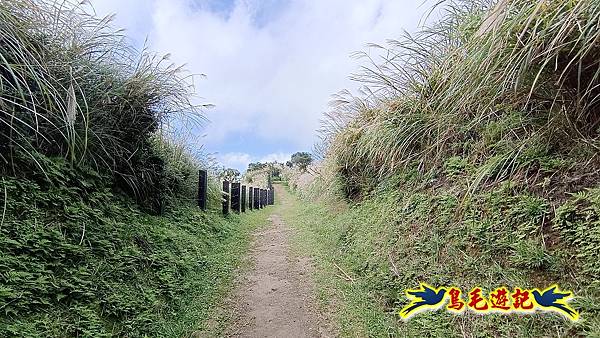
[90,0,435,171]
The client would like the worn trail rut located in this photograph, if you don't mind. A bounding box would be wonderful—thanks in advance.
[224,188,330,338]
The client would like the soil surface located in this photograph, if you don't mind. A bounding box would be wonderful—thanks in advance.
[224,201,331,338]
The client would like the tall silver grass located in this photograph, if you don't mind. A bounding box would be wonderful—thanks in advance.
[0,0,208,197]
[320,0,600,194]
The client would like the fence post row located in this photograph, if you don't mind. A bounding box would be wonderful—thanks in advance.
[231,182,241,213]
[222,181,230,215]
[198,169,208,211]
[241,185,246,212]
[197,173,274,214]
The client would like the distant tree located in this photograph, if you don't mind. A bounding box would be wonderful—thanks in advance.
[290,152,312,171]
[220,168,240,182]
[266,164,282,186]
[247,162,267,172]
[270,166,281,178]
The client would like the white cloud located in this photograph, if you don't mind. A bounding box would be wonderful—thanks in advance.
[217,152,253,170]
[258,152,292,164]
[89,0,154,44]
[90,0,436,157]
[217,151,291,171]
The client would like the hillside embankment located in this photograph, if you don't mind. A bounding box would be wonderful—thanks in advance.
[283,0,600,336]
[0,1,258,336]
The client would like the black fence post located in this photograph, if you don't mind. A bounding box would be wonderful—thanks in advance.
[260,189,264,208]
[254,187,260,209]
[248,186,253,210]
[222,181,230,215]
[256,188,260,209]
[241,185,246,212]
[198,169,208,211]
[231,182,241,213]
[258,189,261,209]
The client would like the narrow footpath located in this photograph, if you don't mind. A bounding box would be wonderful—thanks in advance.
[224,185,331,338]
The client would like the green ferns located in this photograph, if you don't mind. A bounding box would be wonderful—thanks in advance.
[0,164,241,337]
[555,189,600,278]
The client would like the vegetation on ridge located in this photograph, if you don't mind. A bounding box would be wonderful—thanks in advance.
[0,0,213,212]
[0,1,247,336]
[285,0,600,336]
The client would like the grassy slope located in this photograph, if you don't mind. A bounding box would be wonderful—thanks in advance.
[281,181,599,337]
[297,1,600,337]
[0,2,258,336]
[0,164,268,337]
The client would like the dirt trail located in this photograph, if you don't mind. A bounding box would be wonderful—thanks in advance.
[224,186,330,338]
